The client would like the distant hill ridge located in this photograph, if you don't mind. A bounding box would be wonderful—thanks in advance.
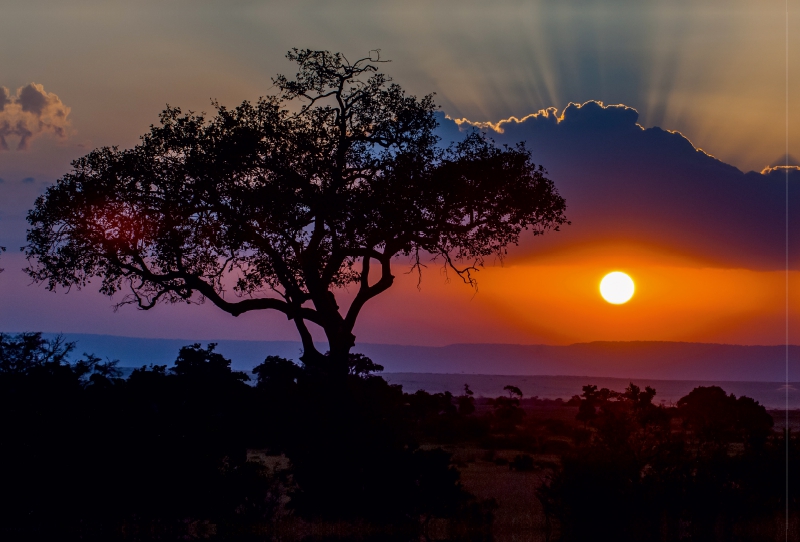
[401,341,798,381]
[19,333,798,382]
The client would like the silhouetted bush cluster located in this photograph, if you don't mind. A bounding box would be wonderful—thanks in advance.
[538,382,797,542]
[402,385,491,445]
[0,333,482,540]
[2,333,794,541]
[0,334,277,539]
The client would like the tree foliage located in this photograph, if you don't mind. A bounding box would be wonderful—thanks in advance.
[543,382,787,541]
[25,49,568,372]
[677,385,773,447]
[0,331,120,382]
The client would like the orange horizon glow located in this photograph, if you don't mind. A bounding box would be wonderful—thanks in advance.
[354,242,800,347]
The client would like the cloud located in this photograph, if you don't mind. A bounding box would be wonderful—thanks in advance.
[436,101,799,271]
[764,154,800,170]
[761,165,800,175]
[0,83,72,150]
[0,87,10,112]
[21,177,35,184]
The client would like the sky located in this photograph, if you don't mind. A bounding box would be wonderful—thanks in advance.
[0,0,798,347]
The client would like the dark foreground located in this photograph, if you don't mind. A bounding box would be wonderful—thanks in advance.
[1,332,798,541]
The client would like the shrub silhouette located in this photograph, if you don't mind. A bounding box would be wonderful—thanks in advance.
[0,336,271,536]
[677,385,773,448]
[541,383,793,541]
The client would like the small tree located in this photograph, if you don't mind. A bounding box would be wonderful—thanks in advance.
[491,385,525,434]
[457,383,476,416]
[503,384,523,399]
[171,342,250,382]
[25,49,568,375]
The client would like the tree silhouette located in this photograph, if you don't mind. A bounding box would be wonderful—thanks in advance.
[503,384,523,398]
[457,384,476,416]
[491,386,525,434]
[171,342,250,382]
[542,383,791,541]
[25,49,568,374]
[0,332,73,374]
[677,385,773,447]
[0,331,119,381]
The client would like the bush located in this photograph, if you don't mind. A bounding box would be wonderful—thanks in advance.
[509,454,535,471]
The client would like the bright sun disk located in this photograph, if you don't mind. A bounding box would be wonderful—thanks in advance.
[600,272,635,304]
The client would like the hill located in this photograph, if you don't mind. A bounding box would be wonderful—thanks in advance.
[32,333,799,382]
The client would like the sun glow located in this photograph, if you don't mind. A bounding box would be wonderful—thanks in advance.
[600,272,635,304]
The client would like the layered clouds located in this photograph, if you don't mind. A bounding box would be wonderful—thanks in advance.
[438,101,799,271]
[0,83,72,150]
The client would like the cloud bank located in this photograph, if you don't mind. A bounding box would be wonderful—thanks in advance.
[437,101,799,271]
[0,83,72,150]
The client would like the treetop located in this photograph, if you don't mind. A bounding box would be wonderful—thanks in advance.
[25,49,568,369]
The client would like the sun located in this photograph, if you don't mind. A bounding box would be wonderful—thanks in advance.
[600,272,635,304]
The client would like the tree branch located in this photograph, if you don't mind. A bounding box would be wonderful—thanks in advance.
[116,257,323,323]
[343,251,394,330]
[183,273,322,322]
[293,315,322,366]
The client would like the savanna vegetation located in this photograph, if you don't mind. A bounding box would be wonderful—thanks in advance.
[0,331,796,542]
[12,48,569,538]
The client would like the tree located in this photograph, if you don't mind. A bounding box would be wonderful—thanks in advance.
[0,332,74,375]
[25,49,568,374]
[171,342,250,382]
[252,354,304,391]
[0,331,119,382]
[457,383,476,416]
[677,386,773,446]
[503,384,523,399]
[491,387,525,434]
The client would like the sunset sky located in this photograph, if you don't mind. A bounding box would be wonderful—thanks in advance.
[0,0,798,347]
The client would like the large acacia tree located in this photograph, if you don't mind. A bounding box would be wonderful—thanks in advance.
[26,50,568,374]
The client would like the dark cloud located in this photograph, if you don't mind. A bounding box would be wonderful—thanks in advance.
[17,84,49,115]
[21,177,35,184]
[436,101,799,270]
[0,83,72,150]
[0,87,9,112]
[766,154,800,169]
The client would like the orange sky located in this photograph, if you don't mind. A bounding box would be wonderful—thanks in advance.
[350,242,800,347]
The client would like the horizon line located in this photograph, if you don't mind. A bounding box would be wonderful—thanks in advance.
[10,331,799,349]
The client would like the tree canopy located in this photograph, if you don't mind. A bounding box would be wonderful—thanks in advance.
[25,49,568,372]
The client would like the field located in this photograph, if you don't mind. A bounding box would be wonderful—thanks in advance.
[241,401,798,542]
[2,335,797,542]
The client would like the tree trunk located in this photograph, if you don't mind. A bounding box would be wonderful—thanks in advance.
[296,323,354,378]
[325,326,356,377]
